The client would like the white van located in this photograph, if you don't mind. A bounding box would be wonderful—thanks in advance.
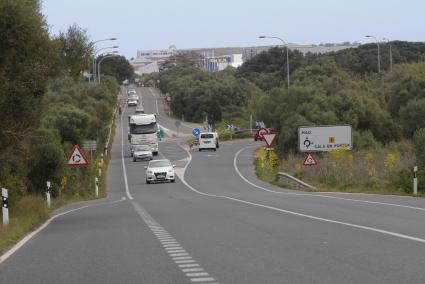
[199,132,218,151]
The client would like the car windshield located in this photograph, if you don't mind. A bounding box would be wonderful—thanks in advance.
[201,133,214,139]
[149,161,171,168]
[130,123,157,134]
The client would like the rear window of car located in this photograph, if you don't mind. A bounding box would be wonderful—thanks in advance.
[200,134,214,139]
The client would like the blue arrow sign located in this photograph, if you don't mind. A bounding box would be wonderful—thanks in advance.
[192,128,201,137]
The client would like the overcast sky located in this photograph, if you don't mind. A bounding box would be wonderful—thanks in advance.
[42,0,425,59]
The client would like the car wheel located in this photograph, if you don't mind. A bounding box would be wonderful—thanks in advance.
[171,179,175,183]
[133,158,136,162]
[254,137,258,141]
[153,152,158,156]
[150,157,153,160]
[199,148,202,152]
[146,180,150,184]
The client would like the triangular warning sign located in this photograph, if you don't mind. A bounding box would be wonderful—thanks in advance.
[67,145,89,167]
[303,153,317,166]
[263,133,277,148]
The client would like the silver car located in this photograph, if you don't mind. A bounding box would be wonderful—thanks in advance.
[135,105,144,114]
[133,145,153,162]
[145,159,175,184]
[127,99,138,106]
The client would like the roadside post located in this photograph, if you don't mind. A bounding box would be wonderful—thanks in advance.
[2,187,9,226]
[413,166,418,196]
[46,181,51,209]
[98,161,102,177]
[95,177,99,198]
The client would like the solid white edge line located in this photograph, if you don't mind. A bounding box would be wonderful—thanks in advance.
[0,198,125,264]
[120,104,134,200]
[175,143,425,244]
[233,146,425,212]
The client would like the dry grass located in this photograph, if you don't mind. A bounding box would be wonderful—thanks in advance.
[256,142,419,195]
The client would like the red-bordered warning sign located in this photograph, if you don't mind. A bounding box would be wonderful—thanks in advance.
[67,145,89,167]
[303,153,318,166]
[257,128,269,139]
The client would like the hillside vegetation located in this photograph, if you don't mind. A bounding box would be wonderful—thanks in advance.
[146,41,425,193]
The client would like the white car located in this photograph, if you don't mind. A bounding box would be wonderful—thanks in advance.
[198,132,218,151]
[145,159,175,184]
[128,89,136,94]
[132,145,153,162]
[128,94,139,102]
[127,99,138,106]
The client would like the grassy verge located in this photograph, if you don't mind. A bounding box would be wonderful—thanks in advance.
[254,147,424,197]
[0,109,118,256]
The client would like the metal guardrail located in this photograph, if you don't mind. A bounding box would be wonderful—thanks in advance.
[276,172,316,190]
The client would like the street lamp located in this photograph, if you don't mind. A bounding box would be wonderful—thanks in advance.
[90,38,117,81]
[97,52,119,83]
[93,46,119,82]
[365,35,381,73]
[383,38,393,72]
[259,35,290,90]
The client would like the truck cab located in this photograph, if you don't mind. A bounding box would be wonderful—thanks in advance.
[128,114,159,155]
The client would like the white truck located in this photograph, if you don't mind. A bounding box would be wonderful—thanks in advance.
[128,114,159,156]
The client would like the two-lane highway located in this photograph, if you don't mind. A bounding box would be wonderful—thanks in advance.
[1,86,425,283]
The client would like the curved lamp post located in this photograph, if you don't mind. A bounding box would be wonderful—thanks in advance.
[97,52,119,83]
[90,38,117,81]
[383,37,393,72]
[93,45,119,82]
[259,35,290,90]
[365,35,381,73]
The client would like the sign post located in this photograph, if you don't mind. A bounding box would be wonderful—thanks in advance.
[2,188,9,226]
[175,120,181,136]
[66,145,89,193]
[413,166,418,196]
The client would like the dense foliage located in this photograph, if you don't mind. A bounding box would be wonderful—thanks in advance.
[0,1,122,201]
[158,66,262,124]
[97,55,134,83]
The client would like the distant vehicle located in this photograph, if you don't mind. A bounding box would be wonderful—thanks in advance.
[128,89,136,94]
[135,105,145,114]
[128,114,159,156]
[198,132,218,151]
[127,99,138,106]
[145,159,175,184]
[132,145,153,162]
[122,79,129,85]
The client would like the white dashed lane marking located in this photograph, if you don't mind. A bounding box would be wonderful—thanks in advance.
[131,201,218,283]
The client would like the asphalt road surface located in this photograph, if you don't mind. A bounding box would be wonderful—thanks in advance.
[1,86,425,283]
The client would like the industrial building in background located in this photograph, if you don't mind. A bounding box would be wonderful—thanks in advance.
[130,43,359,75]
